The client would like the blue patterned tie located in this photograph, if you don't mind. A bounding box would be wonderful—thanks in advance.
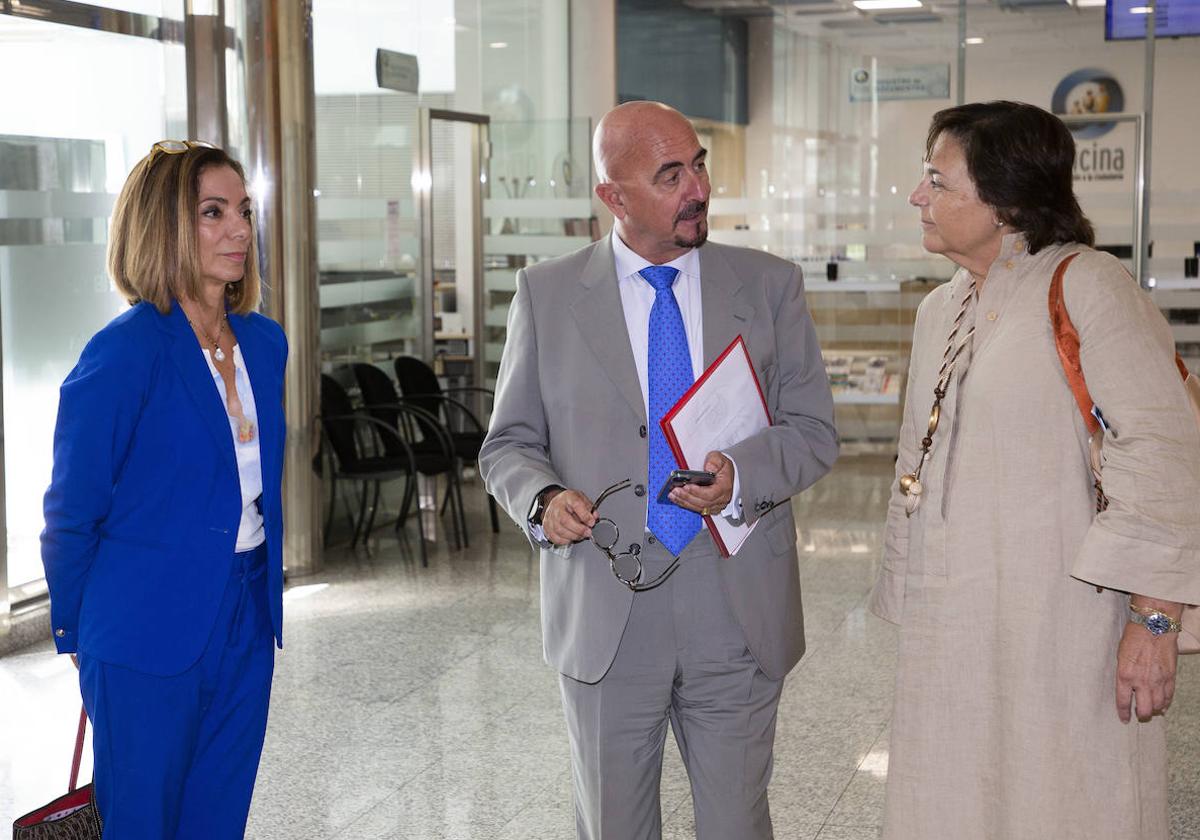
[641,265,701,556]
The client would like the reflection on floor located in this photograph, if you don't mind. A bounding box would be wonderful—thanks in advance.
[2,456,1199,838]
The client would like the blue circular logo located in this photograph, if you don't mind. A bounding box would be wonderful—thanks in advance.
[1051,69,1124,138]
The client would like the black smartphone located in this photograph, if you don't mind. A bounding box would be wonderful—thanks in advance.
[656,469,716,505]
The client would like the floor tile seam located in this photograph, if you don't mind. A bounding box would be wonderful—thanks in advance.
[815,769,871,832]
[852,721,889,771]
[330,752,448,836]
[791,590,875,668]
[489,773,575,835]
[815,721,890,832]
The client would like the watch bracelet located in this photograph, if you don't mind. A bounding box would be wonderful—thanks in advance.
[1128,605,1183,634]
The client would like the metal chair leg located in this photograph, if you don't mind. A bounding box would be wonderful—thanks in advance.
[324,475,337,547]
[438,479,461,549]
[452,466,470,550]
[362,480,382,542]
[488,495,500,534]
[351,480,370,548]
[396,470,415,532]
[414,475,429,568]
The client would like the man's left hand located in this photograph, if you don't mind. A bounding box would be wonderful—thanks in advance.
[669,451,734,516]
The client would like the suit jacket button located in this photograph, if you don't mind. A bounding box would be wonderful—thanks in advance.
[55,628,65,638]
[634,484,646,497]
[638,424,647,438]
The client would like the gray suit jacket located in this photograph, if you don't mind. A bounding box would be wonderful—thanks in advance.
[479,237,837,683]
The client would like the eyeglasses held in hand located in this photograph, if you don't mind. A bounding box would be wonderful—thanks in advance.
[590,479,679,592]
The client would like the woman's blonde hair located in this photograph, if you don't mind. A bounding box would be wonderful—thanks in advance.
[107,144,261,315]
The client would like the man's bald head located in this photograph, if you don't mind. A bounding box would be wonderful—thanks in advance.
[593,101,697,184]
[591,100,711,264]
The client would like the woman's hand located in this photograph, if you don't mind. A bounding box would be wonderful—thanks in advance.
[1115,618,1179,723]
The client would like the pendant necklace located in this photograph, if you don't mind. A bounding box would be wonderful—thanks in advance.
[898,277,977,517]
[187,309,255,443]
[188,312,227,362]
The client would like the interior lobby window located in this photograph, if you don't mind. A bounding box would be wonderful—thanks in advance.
[311,0,578,399]
[0,3,187,602]
[614,0,1197,454]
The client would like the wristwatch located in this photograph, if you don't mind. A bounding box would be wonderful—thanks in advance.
[527,484,564,529]
[1128,605,1183,636]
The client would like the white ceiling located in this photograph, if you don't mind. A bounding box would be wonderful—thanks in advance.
[680,0,1115,52]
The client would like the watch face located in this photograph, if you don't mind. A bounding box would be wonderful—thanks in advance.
[1145,613,1172,636]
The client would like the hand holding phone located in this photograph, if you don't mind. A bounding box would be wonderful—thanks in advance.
[656,469,716,505]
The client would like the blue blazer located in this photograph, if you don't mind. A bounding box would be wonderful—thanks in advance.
[41,300,288,677]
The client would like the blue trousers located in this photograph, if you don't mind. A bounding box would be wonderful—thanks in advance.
[78,544,274,840]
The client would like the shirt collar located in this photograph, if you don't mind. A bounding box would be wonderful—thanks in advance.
[611,230,700,285]
[997,231,1028,261]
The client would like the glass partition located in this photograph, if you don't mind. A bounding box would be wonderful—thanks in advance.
[482,116,593,392]
[698,9,961,453]
[0,7,186,607]
[311,0,574,392]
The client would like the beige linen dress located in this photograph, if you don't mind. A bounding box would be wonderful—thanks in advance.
[870,235,1200,839]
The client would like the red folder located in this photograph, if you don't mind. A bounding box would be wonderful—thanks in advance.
[660,335,772,556]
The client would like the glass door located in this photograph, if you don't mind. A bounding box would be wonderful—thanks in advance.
[416,108,489,419]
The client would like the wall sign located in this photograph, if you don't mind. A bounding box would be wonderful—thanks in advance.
[849,64,950,102]
[1051,68,1125,139]
[376,49,419,94]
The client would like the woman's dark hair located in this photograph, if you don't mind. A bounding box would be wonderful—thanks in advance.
[926,101,1094,254]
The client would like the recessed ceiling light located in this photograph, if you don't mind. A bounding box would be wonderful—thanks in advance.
[965,36,984,43]
[1075,0,1106,6]
[853,0,923,9]
[1129,5,1152,11]
[489,41,509,48]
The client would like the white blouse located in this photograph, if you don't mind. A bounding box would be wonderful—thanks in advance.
[202,344,265,552]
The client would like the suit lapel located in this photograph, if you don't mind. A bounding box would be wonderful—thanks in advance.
[570,239,647,425]
[163,301,238,480]
[699,244,753,367]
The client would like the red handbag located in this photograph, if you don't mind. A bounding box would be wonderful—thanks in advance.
[12,705,102,839]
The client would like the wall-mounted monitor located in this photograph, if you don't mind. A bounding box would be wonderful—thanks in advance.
[1106,0,1200,40]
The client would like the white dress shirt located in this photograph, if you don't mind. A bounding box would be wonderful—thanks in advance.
[202,344,266,552]
[611,232,742,521]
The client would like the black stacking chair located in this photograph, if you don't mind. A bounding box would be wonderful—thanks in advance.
[319,375,460,565]
[343,365,469,550]
[392,356,499,534]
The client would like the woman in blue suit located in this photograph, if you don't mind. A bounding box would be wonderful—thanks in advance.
[41,140,287,839]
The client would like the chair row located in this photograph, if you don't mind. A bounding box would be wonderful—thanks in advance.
[317,356,498,567]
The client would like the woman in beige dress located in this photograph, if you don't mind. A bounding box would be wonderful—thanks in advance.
[870,100,1200,838]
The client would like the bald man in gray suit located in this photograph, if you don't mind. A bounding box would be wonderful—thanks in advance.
[479,101,838,840]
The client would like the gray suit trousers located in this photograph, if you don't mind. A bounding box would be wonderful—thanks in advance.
[559,535,784,840]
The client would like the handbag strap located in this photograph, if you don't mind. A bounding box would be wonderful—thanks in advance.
[1049,251,1191,431]
[1047,253,1100,435]
[69,703,87,793]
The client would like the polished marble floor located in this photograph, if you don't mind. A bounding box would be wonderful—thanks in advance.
[3,456,1199,838]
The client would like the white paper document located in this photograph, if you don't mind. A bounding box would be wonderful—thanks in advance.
[662,336,771,557]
